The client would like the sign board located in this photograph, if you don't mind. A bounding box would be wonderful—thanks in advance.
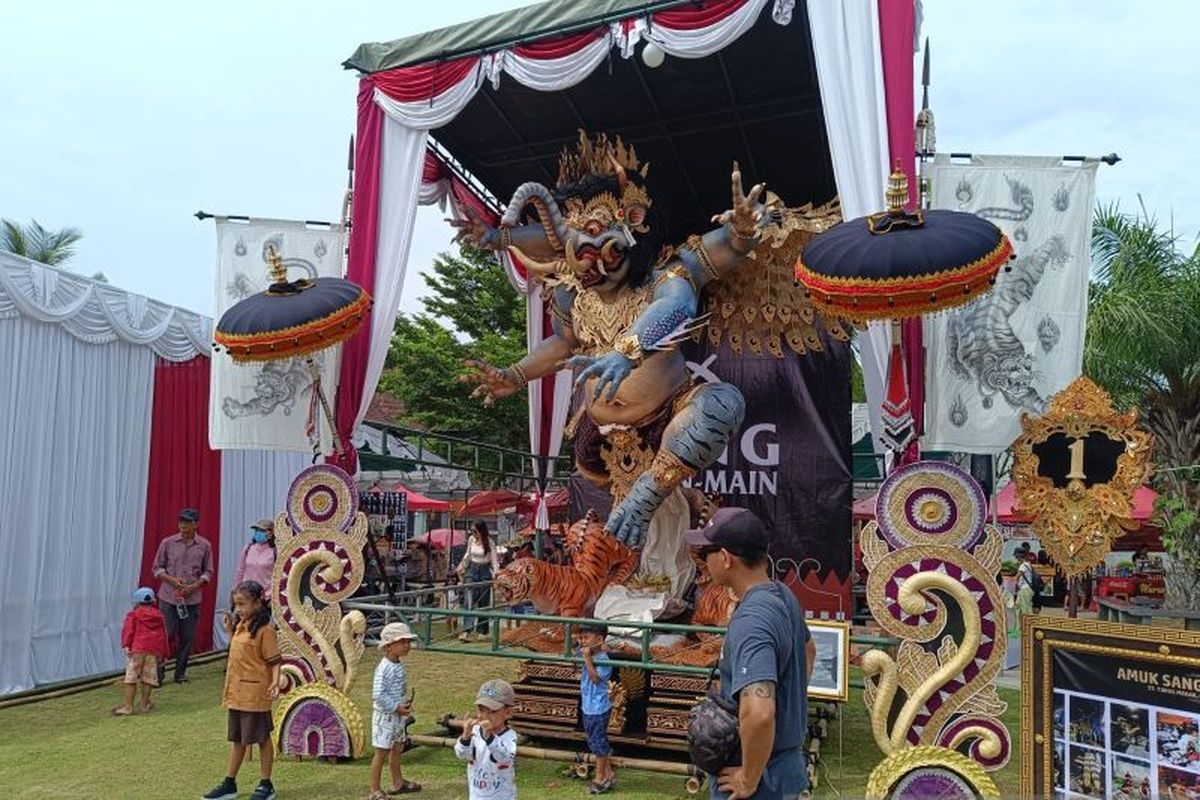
[1021,616,1200,798]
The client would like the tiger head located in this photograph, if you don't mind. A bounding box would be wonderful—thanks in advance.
[493,558,536,604]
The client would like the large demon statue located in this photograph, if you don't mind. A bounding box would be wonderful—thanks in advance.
[454,132,840,548]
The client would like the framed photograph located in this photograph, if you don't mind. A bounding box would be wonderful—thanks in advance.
[806,620,850,702]
[1021,616,1200,798]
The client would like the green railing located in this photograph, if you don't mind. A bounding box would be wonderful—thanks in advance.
[343,592,900,680]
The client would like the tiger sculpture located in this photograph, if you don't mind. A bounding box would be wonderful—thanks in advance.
[494,514,638,619]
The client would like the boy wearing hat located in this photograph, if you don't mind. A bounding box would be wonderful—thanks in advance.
[369,622,421,798]
[151,506,214,684]
[684,507,815,800]
[114,587,168,716]
[455,679,518,799]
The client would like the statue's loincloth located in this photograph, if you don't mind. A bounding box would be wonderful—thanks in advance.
[572,383,702,500]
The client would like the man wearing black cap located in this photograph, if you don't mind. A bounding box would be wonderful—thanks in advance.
[151,507,213,684]
[684,508,816,800]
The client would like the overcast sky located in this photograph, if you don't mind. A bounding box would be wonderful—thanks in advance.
[2,0,1195,319]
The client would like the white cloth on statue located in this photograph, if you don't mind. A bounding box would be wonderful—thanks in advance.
[922,155,1098,453]
[209,219,344,452]
[594,585,667,638]
[637,489,695,598]
[0,316,154,694]
[805,0,893,454]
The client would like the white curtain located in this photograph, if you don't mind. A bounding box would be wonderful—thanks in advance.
[354,119,430,434]
[0,250,210,362]
[0,317,155,694]
[525,284,574,527]
[805,0,892,454]
[213,448,310,648]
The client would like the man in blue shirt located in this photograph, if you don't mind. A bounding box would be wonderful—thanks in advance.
[684,508,815,800]
[577,623,616,794]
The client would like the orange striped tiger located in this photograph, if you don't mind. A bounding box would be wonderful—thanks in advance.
[494,517,637,617]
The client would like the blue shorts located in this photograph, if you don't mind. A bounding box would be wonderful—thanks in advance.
[582,711,612,756]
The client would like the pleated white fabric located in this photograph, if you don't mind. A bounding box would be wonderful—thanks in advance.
[0,250,211,363]
[212,448,310,648]
[805,0,893,454]
[0,317,155,694]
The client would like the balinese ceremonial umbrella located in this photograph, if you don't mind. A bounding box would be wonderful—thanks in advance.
[795,169,1013,449]
[214,246,371,455]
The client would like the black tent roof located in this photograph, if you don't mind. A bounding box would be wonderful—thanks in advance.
[354,1,837,247]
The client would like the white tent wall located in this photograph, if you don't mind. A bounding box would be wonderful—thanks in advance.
[213,448,311,649]
[0,316,155,695]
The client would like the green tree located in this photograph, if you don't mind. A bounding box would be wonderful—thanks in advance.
[378,247,528,456]
[1085,203,1200,609]
[1,218,82,265]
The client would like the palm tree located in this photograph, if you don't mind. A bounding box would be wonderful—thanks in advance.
[1085,203,1200,609]
[1,218,83,266]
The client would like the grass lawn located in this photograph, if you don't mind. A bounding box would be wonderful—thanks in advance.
[0,646,1021,799]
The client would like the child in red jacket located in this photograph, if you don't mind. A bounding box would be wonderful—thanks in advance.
[114,587,169,716]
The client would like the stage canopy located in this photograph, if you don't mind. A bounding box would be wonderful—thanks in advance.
[335,0,918,497]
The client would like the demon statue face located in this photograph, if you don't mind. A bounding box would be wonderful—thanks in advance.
[504,132,653,293]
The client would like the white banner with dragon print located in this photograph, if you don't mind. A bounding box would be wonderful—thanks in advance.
[209,219,345,453]
[922,155,1098,454]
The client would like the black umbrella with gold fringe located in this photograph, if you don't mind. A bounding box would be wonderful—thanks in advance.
[213,246,371,455]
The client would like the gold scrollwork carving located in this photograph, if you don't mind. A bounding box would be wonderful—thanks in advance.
[1012,376,1154,576]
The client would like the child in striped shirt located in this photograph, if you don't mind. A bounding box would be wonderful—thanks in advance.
[369,622,420,798]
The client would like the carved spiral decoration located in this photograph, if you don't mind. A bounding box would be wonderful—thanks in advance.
[861,462,1012,778]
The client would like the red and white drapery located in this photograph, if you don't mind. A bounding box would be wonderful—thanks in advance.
[0,254,305,692]
[335,0,918,477]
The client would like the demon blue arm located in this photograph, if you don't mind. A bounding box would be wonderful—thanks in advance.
[570,268,702,400]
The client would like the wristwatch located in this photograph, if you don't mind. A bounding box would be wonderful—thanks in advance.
[614,333,644,363]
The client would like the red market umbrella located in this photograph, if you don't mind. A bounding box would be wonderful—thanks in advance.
[464,489,523,515]
[414,528,465,549]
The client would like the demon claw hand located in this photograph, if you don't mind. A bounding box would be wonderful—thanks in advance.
[569,352,633,402]
[447,202,500,249]
[459,359,521,406]
[606,473,668,547]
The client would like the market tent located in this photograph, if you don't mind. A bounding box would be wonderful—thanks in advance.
[992,482,1159,525]
[0,251,305,694]
[394,484,453,512]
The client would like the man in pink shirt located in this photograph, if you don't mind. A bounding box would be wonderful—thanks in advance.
[152,507,214,684]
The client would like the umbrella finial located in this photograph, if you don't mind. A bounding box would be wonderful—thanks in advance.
[886,163,909,214]
[266,245,288,285]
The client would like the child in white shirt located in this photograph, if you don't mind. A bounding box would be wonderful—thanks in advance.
[455,679,518,799]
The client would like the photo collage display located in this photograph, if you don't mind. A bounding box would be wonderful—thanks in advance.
[1053,688,1200,799]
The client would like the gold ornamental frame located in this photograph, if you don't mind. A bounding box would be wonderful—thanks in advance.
[1019,615,1200,798]
[806,620,851,702]
[1011,377,1153,576]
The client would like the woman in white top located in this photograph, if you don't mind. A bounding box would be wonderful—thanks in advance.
[457,521,499,641]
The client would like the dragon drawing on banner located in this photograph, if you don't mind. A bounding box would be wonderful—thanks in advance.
[944,235,1071,414]
[220,356,323,419]
[858,462,1010,800]
[271,464,369,759]
[454,131,850,550]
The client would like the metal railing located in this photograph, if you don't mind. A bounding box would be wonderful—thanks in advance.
[344,582,900,680]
